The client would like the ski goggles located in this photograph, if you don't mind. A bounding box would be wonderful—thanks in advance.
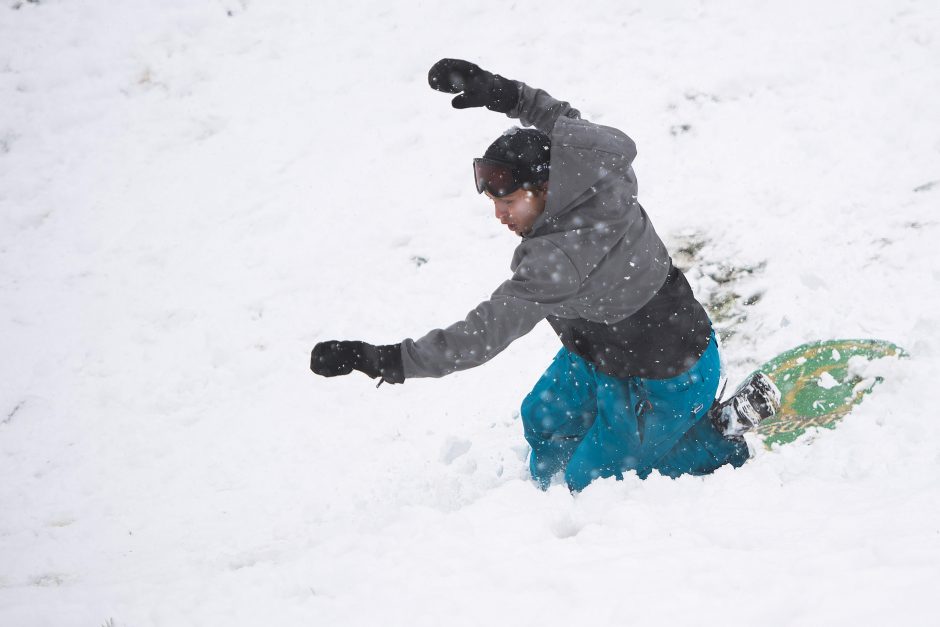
[473,158,521,198]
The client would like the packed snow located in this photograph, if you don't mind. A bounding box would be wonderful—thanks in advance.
[2,1,939,625]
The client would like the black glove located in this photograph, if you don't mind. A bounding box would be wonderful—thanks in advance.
[427,58,519,113]
[310,341,405,384]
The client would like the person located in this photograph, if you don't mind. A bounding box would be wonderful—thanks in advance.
[310,58,779,492]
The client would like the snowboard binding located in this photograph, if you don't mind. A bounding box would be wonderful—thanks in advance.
[710,372,782,438]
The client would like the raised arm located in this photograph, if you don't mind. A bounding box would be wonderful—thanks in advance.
[427,58,581,133]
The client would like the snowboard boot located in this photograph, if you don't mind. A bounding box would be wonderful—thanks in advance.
[710,372,782,438]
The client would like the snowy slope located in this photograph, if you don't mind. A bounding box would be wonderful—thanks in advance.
[1,1,939,625]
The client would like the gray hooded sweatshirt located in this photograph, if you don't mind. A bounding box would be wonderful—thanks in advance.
[400,83,711,380]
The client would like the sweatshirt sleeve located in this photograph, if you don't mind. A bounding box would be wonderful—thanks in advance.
[507,82,582,135]
[508,82,636,177]
[400,239,581,379]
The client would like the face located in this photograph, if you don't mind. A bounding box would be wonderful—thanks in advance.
[486,187,548,236]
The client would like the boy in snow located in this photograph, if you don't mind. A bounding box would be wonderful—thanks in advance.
[310,59,778,491]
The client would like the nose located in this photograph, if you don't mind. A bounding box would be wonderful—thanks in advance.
[494,202,508,221]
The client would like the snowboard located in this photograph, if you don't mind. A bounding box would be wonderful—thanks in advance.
[749,339,906,449]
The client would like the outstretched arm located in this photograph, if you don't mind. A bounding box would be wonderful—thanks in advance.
[311,239,581,384]
[399,238,580,379]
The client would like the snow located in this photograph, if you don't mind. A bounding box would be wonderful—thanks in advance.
[1,1,939,625]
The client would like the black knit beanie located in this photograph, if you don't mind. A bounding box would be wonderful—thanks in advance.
[482,128,551,188]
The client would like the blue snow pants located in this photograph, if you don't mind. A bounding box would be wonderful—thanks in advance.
[522,332,750,492]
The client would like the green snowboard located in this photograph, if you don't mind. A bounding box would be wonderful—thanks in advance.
[750,339,906,448]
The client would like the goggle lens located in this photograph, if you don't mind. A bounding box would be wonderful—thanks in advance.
[473,159,518,197]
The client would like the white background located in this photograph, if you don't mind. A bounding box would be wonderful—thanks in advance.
[1,1,939,625]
